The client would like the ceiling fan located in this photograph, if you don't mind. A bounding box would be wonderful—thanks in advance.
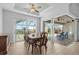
[25,3,42,13]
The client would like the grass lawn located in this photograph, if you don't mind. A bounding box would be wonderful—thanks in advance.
[16,34,24,42]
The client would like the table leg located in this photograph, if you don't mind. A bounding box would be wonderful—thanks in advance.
[39,46,42,54]
[32,44,33,54]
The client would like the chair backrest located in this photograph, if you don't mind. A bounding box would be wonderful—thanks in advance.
[64,32,68,35]
[40,32,48,37]
[40,32,48,45]
[24,32,29,42]
[64,32,68,38]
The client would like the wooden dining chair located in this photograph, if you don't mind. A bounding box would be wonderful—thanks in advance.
[28,38,37,54]
[27,33,37,54]
[35,32,48,54]
[24,32,29,48]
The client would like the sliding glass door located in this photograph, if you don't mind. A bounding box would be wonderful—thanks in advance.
[44,20,54,40]
[16,20,37,42]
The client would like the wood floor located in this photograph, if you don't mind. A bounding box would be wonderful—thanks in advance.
[7,40,79,55]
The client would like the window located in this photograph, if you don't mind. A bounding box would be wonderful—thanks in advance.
[16,20,37,41]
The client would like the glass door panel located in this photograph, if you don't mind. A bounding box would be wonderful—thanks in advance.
[16,20,37,42]
[44,20,53,40]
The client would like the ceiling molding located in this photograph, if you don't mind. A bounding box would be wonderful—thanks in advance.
[39,6,53,15]
[3,7,41,18]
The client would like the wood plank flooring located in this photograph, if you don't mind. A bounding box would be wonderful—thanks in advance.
[7,40,79,55]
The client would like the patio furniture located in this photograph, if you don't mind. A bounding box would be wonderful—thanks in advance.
[24,32,30,48]
[57,32,68,40]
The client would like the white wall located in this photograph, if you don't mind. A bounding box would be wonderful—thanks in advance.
[68,3,79,41]
[77,21,79,41]
[63,22,75,41]
[63,22,75,33]
[69,3,79,18]
[0,7,3,33]
[3,9,40,43]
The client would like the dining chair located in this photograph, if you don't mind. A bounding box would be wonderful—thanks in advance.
[24,32,37,54]
[28,38,37,54]
[27,33,37,54]
[35,32,48,54]
[24,32,29,48]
